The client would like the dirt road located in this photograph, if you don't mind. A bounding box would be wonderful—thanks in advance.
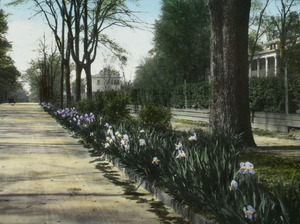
[0,103,187,224]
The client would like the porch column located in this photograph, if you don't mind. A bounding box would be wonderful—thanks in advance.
[249,62,252,77]
[274,55,278,76]
[265,57,268,77]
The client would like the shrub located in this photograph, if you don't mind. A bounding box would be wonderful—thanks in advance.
[77,99,96,114]
[187,81,210,108]
[170,80,210,108]
[94,90,130,122]
[249,76,285,112]
[139,102,171,129]
[289,72,300,111]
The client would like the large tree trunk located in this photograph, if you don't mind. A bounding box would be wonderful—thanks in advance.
[84,62,93,101]
[60,11,65,109]
[208,0,256,147]
[83,0,93,101]
[65,32,72,106]
[65,62,71,106]
[75,64,82,102]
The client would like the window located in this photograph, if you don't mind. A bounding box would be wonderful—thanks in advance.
[97,80,100,85]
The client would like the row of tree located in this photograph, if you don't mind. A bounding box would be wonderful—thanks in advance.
[0,9,22,103]
[9,0,138,107]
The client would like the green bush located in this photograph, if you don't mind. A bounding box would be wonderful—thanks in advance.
[170,81,210,108]
[77,99,96,114]
[94,90,130,122]
[249,76,285,112]
[187,81,210,108]
[139,102,171,129]
[289,72,300,111]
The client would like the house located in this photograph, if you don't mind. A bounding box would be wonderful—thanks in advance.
[249,40,280,77]
[91,68,122,93]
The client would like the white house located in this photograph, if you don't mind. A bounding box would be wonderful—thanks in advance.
[249,40,280,78]
[91,68,122,93]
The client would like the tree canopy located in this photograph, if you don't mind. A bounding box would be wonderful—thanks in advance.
[133,0,210,106]
[0,9,20,103]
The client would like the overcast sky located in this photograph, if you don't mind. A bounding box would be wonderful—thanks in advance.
[1,0,162,82]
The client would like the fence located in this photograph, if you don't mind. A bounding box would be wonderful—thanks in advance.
[251,112,300,133]
[128,105,300,133]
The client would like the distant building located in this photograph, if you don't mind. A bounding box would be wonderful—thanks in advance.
[249,40,280,78]
[91,68,122,93]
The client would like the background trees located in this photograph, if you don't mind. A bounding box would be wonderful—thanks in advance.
[61,0,136,101]
[154,0,210,84]
[23,38,61,103]
[133,0,210,107]
[9,0,137,102]
[0,9,21,103]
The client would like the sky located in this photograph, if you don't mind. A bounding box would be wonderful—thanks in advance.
[0,0,162,83]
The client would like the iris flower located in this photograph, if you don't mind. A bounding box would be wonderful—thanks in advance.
[152,157,159,165]
[106,137,113,144]
[188,133,197,141]
[124,144,130,151]
[107,128,113,136]
[243,205,256,221]
[245,162,255,174]
[229,180,238,191]
[176,150,186,159]
[115,131,122,138]
[139,139,146,146]
[175,142,183,150]
[120,139,125,146]
[104,123,109,128]
[240,162,255,175]
[104,143,110,149]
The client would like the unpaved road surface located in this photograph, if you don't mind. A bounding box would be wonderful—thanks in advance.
[0,103,187,224]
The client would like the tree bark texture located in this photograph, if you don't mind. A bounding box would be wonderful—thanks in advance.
[208,0,256,147]
[75,65,82,102]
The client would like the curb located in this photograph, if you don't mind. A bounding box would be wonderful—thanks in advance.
[100,153,215,224]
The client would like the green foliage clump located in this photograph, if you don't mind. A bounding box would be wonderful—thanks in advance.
[0,9,21,103]
[170,81,210,108]
[289,72,300,111]
[94,90,129,122]
[132,0,210,107]
[249,76,285,112]
[139,102,171,129]
[77,99,96,114]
